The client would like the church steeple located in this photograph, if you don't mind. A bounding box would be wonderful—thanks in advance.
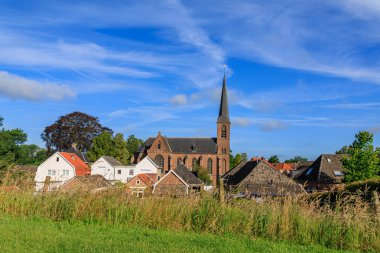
[217,74,230,123]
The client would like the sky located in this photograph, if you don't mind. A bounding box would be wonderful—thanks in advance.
[1,0,380,161]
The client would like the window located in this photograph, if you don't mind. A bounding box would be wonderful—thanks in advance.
[48,170,52,176]
[207,158,212,175]
[118,169,122,175]
[192,158,198,168]
[222,148,227,154]
[129,169,133,176]
[222,159,226,174]
[62,170,69,176]
[306,168,313,176]
[177,158,182,165]
[56,157,59,162]
[334,171,344,177]
[51,170,56,176]
[221,125,227,138]
[327,158,331,163]
[155,155,164,168]
[136,180,140,185]
[158,141,161,150]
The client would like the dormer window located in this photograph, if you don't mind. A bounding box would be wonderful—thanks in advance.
[158,141,161,150]
[221,125,226,138]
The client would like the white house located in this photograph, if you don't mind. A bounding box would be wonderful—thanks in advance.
[91,156,160,183]
[34,152,90,191]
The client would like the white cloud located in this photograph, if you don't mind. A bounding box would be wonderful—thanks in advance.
[170,94,188,106]
[0,71,75,101]
[232,117,251,127]
[260,120,287,132]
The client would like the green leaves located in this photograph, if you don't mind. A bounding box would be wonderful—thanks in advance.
[342,131,380,183]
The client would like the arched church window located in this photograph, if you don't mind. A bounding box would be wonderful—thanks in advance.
[207,158,213,175]
[155,155,164,168]
[192,158,198,168]
[177,158,182,165]
[158,141,161,149]
[222,159,226,174]
[221,125,227,138]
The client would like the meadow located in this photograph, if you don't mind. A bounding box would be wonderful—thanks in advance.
[0,187,378,252]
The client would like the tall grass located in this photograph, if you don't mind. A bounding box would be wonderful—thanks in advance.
[0,188,378,252]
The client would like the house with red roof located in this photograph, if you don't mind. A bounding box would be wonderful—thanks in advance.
[125,173,158,197]
[34,152,90,191]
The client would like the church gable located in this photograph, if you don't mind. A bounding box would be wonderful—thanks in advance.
[150,133,171,153]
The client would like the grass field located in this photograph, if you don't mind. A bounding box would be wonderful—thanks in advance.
[0,216,358,253]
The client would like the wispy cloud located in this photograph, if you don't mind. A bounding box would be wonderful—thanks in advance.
[320,102,380,110]
[0,71,75,101]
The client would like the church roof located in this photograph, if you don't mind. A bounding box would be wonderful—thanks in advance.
[138,137,218,154]
[217,75,230,123]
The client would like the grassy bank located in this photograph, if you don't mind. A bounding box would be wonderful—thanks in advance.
[0,190,378,252]
[0,216,356,253]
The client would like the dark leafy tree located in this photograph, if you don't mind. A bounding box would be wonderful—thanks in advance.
[41,112,112,153]
[268,155,280,164]
[342,131,380,183]
[285,155,308,163]
[192,164,212,185]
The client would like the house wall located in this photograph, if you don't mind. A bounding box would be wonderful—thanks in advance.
[34,153,75,191]
[91,157,116,180]
[125,176,151,196]
[153,172,187,196]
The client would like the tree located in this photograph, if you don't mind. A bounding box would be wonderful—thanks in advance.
[336,145,349,154]
[87,132,114,162]
[192,164,212,185]
[41,112,112,153]
[230,152,248,168]
[285,155,308,163]
[16,144,47,165]
[0,116,3,127]
[113,133,129,165]
[342,131,380,183]
[126,135,144,160]
[87,132,130,165]
[268,155,280,164]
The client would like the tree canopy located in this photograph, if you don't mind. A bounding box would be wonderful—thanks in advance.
[41,112,112,153]
[230,152,248,168]
[342,131,380,183]
[268,155,280,164]
[126,135,144,160]
[87,132,130,165]
[284,155,308,163]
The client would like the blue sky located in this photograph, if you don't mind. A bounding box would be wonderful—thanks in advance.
[1,0,380,161]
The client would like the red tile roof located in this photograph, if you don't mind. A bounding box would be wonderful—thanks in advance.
[274,163,296,172]
[137,173,158,188]
[60,152,90,176]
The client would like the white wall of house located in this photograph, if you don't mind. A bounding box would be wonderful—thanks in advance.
[91,156,159,183]
[34,152,75,191]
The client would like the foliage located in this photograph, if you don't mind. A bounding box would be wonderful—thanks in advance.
[0,216,353,253]
[0,116,3,127]
[113,133,130,165]
[230,152,248,168]
[87,132,130,165]
[336,145,349,154]
[41,111,112,153]
[0,128,28,173]
[0,191,378,252]
[16,144,47,165]
[126,135,144,160]
[192,164,212,185]
[285,155,308,163]
[342,131,380,183]
[268,155,280,164]
[345,178,380,193]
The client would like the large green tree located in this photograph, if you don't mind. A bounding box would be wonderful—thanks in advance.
[342,131,380,183]
[87,132,130,165]
[230,152,248,168]
[192,164,212,185]
[113,133,130,165]
[87,132,114,162]
[126,135,144,160]
[41,112,112,153]
[16,144,47,165]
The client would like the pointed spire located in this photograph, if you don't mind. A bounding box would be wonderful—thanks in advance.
[217,74,230,123]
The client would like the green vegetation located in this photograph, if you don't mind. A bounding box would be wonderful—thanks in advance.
[192,164,212,185]
[284,155,308,163]
[0,188,378,252]
[342,131,380,183]
[230,151,248,168]
[0,216,353,253]
[268,155,280,163]
[126,134,144,160]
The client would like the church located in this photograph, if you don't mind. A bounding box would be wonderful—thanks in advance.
[133,75,231,184]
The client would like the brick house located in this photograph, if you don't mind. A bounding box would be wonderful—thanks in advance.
[126,173,158,197]
[133,75,231,185]
[222,158,306,197]
[153,164,204,196]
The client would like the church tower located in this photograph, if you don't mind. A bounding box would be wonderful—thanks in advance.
[216,74,231,177]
